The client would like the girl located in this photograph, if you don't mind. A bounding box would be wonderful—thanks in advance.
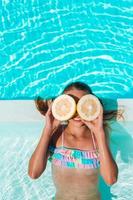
[28,82,119,200]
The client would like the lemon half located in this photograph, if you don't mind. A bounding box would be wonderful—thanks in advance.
[52,94,76,121]
[77,94,101,121]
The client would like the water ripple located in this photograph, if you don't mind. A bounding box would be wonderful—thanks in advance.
[0,0,133,99]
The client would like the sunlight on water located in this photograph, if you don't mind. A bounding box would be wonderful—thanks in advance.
[0,0,133,99]
[0,0,133,199]
[0,121,133,200]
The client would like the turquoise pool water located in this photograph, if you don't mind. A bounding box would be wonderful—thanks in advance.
[0,0,133,199]
[0,121,133,200]
[0,0,133,99]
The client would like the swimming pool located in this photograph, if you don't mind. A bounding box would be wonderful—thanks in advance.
[0,119,133,200]
[0,0,133,100]
[0,0,133,199]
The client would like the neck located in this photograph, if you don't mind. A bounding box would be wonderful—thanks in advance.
[65,123,90,138]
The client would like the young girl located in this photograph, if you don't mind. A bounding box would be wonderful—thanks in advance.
[28,82,118,200]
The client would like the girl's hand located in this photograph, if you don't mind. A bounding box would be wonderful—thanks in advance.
[45,103,61,135]
[81,105,104,136]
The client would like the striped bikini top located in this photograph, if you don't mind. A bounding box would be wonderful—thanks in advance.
[48,130,100,169]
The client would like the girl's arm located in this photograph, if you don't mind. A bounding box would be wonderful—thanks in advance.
[28,126,52,179]
[28,104,60,179]
[81,106,118,185]
[96,128,118,185]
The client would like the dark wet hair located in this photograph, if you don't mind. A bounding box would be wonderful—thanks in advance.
[62,81,93,94]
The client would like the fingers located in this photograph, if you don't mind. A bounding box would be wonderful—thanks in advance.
[81,119,89,125]
[48,101,53,112]
[45,104,53,118]
[46,107,51,116]
[81,119,92,130]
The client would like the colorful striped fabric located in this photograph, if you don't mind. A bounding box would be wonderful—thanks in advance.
[48,145,100,169]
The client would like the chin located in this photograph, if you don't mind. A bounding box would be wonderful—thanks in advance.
[69,119,84,126]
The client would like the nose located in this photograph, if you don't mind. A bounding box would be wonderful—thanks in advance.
[66,94,81,118]
[72,110,80,118]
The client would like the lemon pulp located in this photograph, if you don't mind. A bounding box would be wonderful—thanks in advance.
[52,94,76,121]
[77,94,101,121]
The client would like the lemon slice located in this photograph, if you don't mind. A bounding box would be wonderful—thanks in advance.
[52,94,76,121]
[77,94,101,121]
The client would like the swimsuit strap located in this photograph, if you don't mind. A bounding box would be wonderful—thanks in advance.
[61,127,97,150]
[61,124,66,149]
[62,128,64,148]
[90,130,97,150]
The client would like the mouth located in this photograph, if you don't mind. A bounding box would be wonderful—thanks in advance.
[73,117,81,121]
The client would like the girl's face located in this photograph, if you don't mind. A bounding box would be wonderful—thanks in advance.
[64,88,88,126]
